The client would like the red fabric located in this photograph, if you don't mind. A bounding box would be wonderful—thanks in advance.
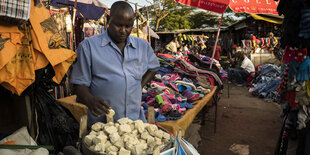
[174,0,229,13]
[229,0,279,15]
[285,90,299,108]
[282,46,307,64]
[174,0,278,15]
[211,45,221,60]
[157,53,174,59]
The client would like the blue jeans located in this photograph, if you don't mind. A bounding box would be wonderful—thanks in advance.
[228,68,249,84]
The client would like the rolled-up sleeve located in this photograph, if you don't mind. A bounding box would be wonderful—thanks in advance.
[70,41,92,87]
[146,44,160,72]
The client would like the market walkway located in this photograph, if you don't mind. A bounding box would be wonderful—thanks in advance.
[185,84,283,155]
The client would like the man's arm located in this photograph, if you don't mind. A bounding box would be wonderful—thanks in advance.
[74,84,110,117]
[165,42,173,52]
[141,70,157,87]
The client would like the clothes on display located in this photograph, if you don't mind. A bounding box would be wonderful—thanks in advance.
[249,64,282,101]
[0,0,76,95]
[142,52,223,123]
[274,0,310,154]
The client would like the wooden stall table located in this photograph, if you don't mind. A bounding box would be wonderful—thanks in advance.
[156,86,217,137]
[57,87,217,137]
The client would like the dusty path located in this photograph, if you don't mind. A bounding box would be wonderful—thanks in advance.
[185,84,283,155]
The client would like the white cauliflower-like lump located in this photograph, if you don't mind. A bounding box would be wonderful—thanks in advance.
[119,147,131,155]
[117,117,132,124]
[106,145,119,152]
[134,120,145,133]
[85,117,171,154]
[109,132,121,144]
[91,122,104,131]
[84,134,96,146]
[119,124,132,135]
[92,134,107,145]
[104,126,118,135]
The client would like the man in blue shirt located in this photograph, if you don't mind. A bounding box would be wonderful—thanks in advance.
[70,1,160,125]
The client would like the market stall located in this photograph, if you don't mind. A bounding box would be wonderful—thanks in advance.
[57,86,217,136]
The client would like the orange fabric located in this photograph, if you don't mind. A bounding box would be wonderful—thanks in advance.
[29,1,76,84]
[0,22,24,71]
[0,0,76,95]
[0,24,36,95]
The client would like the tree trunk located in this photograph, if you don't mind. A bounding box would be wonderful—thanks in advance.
[155,18,160,31]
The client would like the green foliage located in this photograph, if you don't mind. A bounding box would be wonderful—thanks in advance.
[147,2,249,30]
[157,4,195,30]
[189,11,219,28]
[222,7,249,26]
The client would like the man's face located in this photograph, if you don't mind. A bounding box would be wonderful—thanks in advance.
[108,12,134,44]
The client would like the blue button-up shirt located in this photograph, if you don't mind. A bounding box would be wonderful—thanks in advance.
[70,31,160,125]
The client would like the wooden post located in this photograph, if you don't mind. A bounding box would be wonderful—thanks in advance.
[79,115,88,138]
[147,10,151,44]
[104,10,107,31]
[210,12,224,69]
[135,3,139,38]
[147,106,155,123]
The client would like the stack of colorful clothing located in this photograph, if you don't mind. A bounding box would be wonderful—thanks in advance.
[141,52,223,122]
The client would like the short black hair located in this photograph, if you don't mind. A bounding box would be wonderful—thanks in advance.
[110,1,134,17]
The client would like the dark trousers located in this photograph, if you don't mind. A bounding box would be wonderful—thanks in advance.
[228,68,249,84]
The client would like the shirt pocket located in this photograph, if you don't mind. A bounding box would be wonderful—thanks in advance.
[133,59,143,80]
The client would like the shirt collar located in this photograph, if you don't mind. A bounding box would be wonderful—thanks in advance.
[101,30,137,49]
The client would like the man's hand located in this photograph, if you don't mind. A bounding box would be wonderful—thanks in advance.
[74,85,111,117]
[87,96,111,117]
[141,70,157,87]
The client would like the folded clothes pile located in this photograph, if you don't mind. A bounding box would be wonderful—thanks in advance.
[249,64,282,101]
[141,53,222,122]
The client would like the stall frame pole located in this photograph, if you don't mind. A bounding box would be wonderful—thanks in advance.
[210,12,224,69]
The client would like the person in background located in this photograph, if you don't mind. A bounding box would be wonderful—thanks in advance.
[183,44,189,53]
[165,37,180,55]
[268,32,278,51]
[211,41,222,60]
[228,51,255,86]
[175,47,184,59]
[182,44,190,56]
[70,1,160,126]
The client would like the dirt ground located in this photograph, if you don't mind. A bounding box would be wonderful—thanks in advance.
[185,84,283,155]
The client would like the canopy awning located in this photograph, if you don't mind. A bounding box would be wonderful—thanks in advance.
[250,14,283,24]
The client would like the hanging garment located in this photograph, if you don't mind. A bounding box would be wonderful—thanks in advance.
[0,0,31,25]
[29,0,76,84]
[0,0,76,95]
[0,23,35,95]
[0,22,24,71]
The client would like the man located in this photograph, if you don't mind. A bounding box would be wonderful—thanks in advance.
[165,37,180,55]
[268,32,278,51]
[228,51,255,86]
[70,1,160,125]
[211,42,221,60]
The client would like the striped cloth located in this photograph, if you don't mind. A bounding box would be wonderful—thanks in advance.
[0,0,31,21]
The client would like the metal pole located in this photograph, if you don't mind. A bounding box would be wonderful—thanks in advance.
[210,12,224,69]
